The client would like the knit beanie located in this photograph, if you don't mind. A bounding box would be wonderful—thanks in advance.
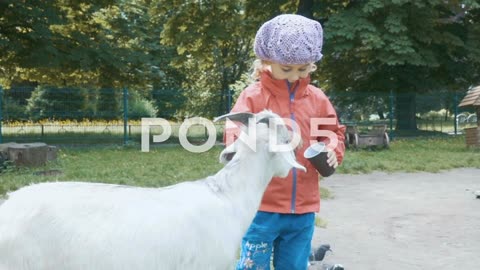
[254,14,323,65]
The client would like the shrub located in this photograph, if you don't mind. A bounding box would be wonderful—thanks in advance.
[151,88,185,119]
[2,98,28,121]
[26,86,88,121]
[422,109,452,120]
[95,88,121,120]
[128,93,158,120]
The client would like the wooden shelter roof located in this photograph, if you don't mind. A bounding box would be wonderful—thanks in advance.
[459,85,480,107]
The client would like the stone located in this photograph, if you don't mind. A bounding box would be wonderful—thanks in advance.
[0,142,58,167]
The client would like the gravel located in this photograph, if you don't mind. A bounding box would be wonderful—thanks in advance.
[312,168,480,270]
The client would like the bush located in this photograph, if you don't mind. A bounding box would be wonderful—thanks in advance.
[151,88,185,119]
[2,98,28,121]
[229,73,252,102]
[26,86,88,121]
[95,88,121,120]
[128,94,158,120]
[421,109,452,120]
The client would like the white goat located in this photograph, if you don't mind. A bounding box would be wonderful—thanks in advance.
[0,110,305,270]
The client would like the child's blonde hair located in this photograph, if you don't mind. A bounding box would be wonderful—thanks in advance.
[250,59,267,81]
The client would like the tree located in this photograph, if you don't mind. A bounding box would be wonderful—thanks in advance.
[0,0,115,87]
[315,0,480,130]
[0,0,181,90]
[1,0,186,119]
[26,86,88,121]
[155,0,295,117]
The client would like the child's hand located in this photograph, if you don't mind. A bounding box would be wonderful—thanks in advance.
[327,150,338,168]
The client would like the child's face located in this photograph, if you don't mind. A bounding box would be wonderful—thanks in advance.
[268,62,316,83]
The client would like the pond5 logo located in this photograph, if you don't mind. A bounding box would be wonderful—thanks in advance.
[141,117,338,153]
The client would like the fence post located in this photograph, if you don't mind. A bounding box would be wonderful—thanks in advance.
[123,87,129,145]
[389,89,394,140]
[0,86,3,144]
[227,88,232,113]
[454,92,458,135]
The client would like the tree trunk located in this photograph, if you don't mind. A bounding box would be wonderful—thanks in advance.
[396,92,417,130]
[377,110,385,120]
[297,0,314,19]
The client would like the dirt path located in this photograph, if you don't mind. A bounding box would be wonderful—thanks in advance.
[312,168,480,270]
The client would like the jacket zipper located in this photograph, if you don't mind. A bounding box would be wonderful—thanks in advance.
[287,81,299,213]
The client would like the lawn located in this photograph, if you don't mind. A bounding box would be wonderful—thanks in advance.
[1,136,479,197]
[342,135,480,173]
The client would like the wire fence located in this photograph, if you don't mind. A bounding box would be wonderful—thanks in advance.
[331,90,477,137]
[0,86,227,146]
[0,86,477,146]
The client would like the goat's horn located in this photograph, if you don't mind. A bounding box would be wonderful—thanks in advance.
[213,112,255,124]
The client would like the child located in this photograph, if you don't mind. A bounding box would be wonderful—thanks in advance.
[228,14,346,270]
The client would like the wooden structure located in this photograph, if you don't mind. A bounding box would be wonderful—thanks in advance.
[458,86,480,147]
[345,124,390,148]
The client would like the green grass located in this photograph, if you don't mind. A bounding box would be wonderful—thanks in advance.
[1,136,479,196]
[0,145,224,196]
[339,135,480,174]
[314,216,328,228]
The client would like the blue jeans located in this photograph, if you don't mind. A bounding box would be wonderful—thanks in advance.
[236,211,315,270]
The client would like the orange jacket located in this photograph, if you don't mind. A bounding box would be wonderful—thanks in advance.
[226,71,346,214]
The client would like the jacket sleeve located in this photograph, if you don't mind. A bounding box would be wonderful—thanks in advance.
[223,90,254,146]
[316,97,346,165]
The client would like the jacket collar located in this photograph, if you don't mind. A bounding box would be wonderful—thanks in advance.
[260,71,311,99]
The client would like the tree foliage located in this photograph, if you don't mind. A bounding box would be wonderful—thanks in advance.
[317,0,480,129]
[26,86,88,120]
[1,0,480,125]
[156,0,295,117]
[1,0,186,119]
[0,0,181,90]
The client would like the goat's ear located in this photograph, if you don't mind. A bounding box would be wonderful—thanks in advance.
[219,143,236,165]
[214,112,255,125]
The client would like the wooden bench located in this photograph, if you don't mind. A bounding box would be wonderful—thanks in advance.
[345,124,390,148]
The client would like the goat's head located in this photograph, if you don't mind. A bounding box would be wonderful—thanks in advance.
[215,110,306,177]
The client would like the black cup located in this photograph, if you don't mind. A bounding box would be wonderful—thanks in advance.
[303,142,335,177]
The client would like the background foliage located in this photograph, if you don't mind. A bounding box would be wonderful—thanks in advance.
[1,0,480,128]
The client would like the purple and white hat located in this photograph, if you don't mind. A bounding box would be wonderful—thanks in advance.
[254,14,324,65]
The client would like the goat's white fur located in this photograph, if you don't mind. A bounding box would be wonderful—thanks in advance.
[0,110,305,270]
